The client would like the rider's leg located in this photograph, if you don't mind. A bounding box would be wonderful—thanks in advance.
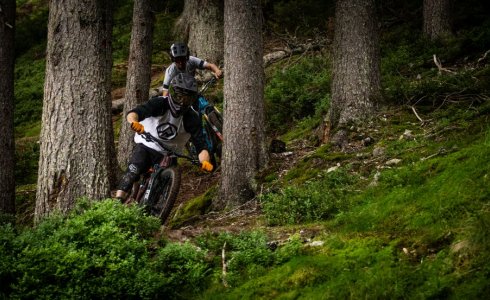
[115,144,156,202]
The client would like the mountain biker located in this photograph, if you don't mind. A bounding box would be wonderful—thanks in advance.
[162,42,222,97]
[115,73,213,201]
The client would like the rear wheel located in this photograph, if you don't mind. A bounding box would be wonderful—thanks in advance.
[147,167,181,223]
[207,109,223,133]
[206,109,223,159]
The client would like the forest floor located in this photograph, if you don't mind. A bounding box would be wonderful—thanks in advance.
[162,151,297,243]
[161,139,323,244]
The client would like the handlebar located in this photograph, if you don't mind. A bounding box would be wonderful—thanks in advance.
[199,76,218,94]
[140,131,200,165]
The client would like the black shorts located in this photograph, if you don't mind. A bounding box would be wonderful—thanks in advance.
[127,143,164,175]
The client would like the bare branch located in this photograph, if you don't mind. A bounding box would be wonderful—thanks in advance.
[477,49,490,64]
[222,242,228,288]
[411,106,425,124]
[433,54,455,74]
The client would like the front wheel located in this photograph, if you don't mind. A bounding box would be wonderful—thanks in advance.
[147,167,181,223]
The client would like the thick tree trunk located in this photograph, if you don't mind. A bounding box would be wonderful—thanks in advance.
[174,0,224,65]
[117,0,155,171]
[423,0,452,41]
[327,0,381,137]
[217,0,267,209]
[0,0,16,215]
[36,0,115,222]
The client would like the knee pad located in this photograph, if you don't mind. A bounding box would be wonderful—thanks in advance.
[118,164,140,192]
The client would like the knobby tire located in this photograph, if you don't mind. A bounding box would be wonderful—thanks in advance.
[147,167,181,223]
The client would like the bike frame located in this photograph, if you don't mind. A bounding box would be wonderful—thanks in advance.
[197,77,224,142]
[128,132,198,205]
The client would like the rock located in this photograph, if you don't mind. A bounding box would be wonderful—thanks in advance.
[373,146,385,157]
[399,129,414,140]
[363,136,374,146]
[270,139,286,153]
[385,158,402,166]
[308,241,325,247]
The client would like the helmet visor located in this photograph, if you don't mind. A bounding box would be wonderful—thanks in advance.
[172,87,196,107]
[174,56,187,64]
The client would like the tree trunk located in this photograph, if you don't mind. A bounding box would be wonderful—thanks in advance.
[117,0,155,171]
[423,0,452,41]
[217,0,266,209]
[174,0,224,65]
[36,0,115,222]
[327,0,381,138]
[0,0,16,215]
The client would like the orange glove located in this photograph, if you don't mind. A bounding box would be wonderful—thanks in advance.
[201,161,213,172]
[130,121,144,134]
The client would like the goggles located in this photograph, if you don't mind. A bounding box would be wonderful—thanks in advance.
[172,89,196,107]
[174,56,187,64]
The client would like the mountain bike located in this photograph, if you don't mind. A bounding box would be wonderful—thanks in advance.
[187,77,224,167]
[126,131,200,224]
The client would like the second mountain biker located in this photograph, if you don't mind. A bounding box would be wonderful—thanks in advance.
[115,73,213,202]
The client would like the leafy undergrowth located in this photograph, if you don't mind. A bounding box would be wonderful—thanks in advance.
[5,90,490,299]
[197,102,490,299]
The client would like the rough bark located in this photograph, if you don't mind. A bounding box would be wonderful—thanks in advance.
[423,0,452,41]
[173,0,224,65]
[36,0,115,222]
[217,0,267,209]
[327,0,381,138]
[117,0,155,171]
[0,0,16,215]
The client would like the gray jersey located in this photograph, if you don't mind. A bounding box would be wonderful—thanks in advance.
[162,56,206,91]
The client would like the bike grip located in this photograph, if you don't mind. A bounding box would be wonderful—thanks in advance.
[201,160,213,172]
[130,121,144,134]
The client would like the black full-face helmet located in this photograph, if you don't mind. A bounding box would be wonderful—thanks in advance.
[168,73,198,117]
[170,42,189,62]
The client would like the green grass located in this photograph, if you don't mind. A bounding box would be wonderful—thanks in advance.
[210,120,490,299]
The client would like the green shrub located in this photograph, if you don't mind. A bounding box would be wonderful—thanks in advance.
[152,242,210,297]
[15,1,49,55]
[14,48,45,130]
[265,55,331,134]
[266,0,334,36]
[196,230,302,287]
[0,224,16,298]
[15,138,40,185]
[8,200,159,299]
[2,199,218,299]
[262,169,357,225]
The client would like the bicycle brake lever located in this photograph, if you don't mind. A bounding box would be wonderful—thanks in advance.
[140,132,153,142]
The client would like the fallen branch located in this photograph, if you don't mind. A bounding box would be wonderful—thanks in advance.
[222,242,228,288]
[477,49,490,64]
[410,106,425,124]
[213,199,258,221]
[421,147,447,161]
[433,54,456,75]
[263,41,326,68]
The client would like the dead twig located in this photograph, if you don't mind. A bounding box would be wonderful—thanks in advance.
[433,54,456,75]
[421,147,447,161]
[477,49,490,65]
[410,106,425,124]
[222,242,228,288]
[212,199,258,221]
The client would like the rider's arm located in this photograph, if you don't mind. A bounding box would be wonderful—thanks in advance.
[162,64,174,96]
[128,96,167,120]
[204,62,222,79]
[126,112,139,124]
[198,149,211,164]
[183,110,209,156]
